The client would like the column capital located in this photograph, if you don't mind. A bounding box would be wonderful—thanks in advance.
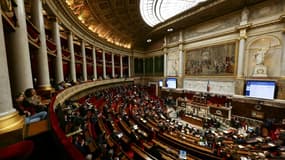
[236,23,251,30]
[178,43,184,52]
[239,29,248,40]
[48,16,58,22]
[66,30,73,36]
[280,14,285,23]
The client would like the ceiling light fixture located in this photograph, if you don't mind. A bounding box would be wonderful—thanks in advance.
[167,28,174,32]
[147,39,152,43]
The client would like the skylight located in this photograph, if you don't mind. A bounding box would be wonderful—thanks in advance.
[140,0,207,27]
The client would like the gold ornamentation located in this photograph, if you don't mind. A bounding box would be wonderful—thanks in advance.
[0,111,24,134]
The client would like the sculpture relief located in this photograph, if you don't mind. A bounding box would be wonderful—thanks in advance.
[252,47,269,77]
[246,36,281,77]
[167,51,179,76]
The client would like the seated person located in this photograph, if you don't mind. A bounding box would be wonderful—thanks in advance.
[23,88,47,112]
[54,81,65,91]
[14,92,47,124]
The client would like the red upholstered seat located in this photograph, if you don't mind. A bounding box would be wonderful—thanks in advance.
[0,140,34,160]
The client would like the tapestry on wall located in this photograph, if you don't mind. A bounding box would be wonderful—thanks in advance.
[185,42,236,76]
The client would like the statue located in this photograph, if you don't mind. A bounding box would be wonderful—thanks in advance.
[254,47,268,65]
[252,47,269,77]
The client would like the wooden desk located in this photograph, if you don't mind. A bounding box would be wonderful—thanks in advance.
[131,144,158,160]
[181,115,203,127]
[208,105,231,119]
[158,132,222,160]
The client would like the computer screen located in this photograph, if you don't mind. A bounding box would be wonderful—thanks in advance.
[179,150,187,159]
[159,80,163,87]
[166,78,177,89]
[245,80,276,100]
[117,132,123,138]
[133,124,138,130]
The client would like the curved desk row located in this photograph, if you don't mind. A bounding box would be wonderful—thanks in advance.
[49,78,134,160]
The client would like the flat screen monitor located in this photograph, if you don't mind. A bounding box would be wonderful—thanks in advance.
[179,150,187,160]
[245,80,276,100]
[133,124,138,130]
[159,80,163,87]
[166,78,177,89]
[116,132,123,139]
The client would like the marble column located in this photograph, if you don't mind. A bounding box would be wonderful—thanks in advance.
[111,53,115,78]
[237,36,246,77]
[163,51,168,77]
[0,2,24,134]
[163,35,168,78]
[51,18,64,83]
[68,31,76,82]
[102,50,106,79]
[81,40,87,81]
[281,32,285,77]
[128,56,131,77]
[0,7,15,116]
[92,46,97,80]
[178,45,184,77]
[237,8,249,77]
[178,31,184,78]
[6,0,33,95]
[120,55,123,78]
[31,0,51,89]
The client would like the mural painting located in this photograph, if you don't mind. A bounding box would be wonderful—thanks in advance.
[185,42,236,76]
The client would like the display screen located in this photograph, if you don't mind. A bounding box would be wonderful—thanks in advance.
[179,150,187,160]
[159,80,163,87]
[245,81,276,100]
[166,78,177,88]
[117,132,123,138]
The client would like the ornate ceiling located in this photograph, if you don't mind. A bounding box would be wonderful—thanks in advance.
[62,0,265,50]
[65,0,151,49]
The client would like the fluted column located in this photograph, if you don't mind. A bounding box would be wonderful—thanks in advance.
[68,32,76,82]
[81,40,87,81]
[178,31,184,78]
[237,37,246,77]
[31,0,51,89]
[282,31,285,77]
[0,2,24,134]
[163,35,168,77]
[237,7,249,77]
[0,7,15,116]
[178,45,184,77]
[163,49,168,77]
[102,50,106,79]
[6,0,33,95]
[92,46,97,80]
[51,18,64,83]
[120,55,123,78]
[111,53,115,78]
